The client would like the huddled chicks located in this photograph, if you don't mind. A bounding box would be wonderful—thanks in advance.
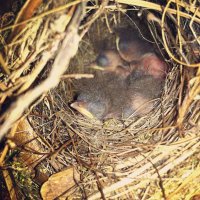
[71,28,168,120]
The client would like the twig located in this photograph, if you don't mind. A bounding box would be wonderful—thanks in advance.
[116,0,200,23]
[0,4,85,141]
[61,73,94,79]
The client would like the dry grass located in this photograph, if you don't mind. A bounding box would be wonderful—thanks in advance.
[0,0,199,199]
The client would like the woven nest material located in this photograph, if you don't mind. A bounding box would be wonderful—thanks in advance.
[0,0,200,199]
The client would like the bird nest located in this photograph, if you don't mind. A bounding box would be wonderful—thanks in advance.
[0,0,200,199]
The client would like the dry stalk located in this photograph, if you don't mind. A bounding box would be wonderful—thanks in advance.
[0,3,85,140]
[116,0,200,23]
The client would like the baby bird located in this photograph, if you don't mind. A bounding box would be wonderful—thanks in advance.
[70,91,110,120]
[116,29,153,62]
[71,74,127,120]
[71,27,166,120]
[90,50,130,78]
[116,28,168,79]
[129,53,168,79]
[71,72,163,120]
[123,74,164,118]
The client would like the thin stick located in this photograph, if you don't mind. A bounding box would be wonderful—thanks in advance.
[61,74,94,79]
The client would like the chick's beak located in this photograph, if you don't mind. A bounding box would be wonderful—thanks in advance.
[89,62,115,72]
[116,36,120,52]
[70,102,95,119]
[89,62,105,71]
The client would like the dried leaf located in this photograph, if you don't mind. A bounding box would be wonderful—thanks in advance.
[41,167,80,200]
